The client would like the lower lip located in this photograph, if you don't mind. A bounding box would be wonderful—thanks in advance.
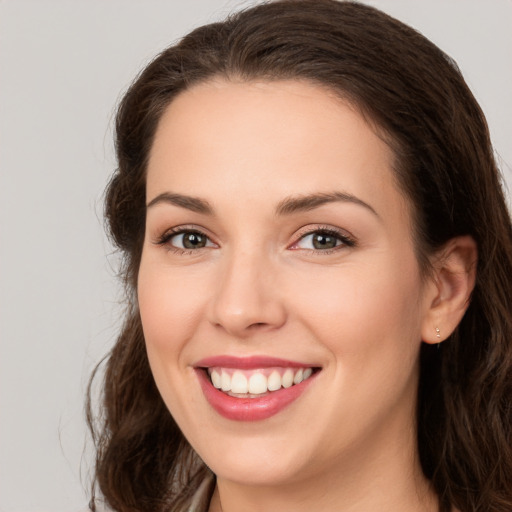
[196,369,317,421]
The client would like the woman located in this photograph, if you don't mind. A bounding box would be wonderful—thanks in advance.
[88,1,512,511]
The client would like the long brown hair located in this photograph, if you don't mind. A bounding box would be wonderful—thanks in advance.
[87,1,512,511]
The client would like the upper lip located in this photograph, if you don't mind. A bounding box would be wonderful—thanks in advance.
[194,355,319,370]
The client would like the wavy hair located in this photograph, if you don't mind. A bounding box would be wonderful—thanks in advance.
[87,1,512,511]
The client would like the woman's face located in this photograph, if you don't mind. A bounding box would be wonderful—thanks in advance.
[138,79,433,486]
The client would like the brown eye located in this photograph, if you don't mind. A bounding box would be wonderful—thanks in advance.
[291,228,356,253]
[296,231,343,250]
[311,233,338,250]
[168,230,213,250]
[181,232,207,249]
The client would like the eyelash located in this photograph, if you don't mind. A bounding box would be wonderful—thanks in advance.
[153,225,356,255]
[291,226,356,254]
[154,226,214,256]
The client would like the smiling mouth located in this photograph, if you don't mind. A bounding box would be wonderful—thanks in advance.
[206,366,316,398]
[194,356,321,420]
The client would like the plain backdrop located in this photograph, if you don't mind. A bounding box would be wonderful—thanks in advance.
[0,1,511,511]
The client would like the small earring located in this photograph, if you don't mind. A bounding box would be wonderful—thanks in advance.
[435,327,441,339]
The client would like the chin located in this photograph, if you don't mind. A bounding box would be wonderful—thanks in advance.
[203,443,310,486]
[190,425,321,486]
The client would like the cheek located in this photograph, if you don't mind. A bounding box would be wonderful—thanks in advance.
[287,256,424,442]
[137,259,208,365]
[289,254,424,360]
[137,257,212,424]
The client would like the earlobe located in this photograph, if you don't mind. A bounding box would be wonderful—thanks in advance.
[421,236,478,344]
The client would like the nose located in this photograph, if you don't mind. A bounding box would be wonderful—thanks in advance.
[207,249,287,338]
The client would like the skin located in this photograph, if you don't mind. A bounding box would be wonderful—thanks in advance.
[138,79,475,511]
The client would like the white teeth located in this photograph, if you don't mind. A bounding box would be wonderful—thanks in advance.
[211,370,222,389]
[293,368,304,385]
[267,370,281,391]
[208,367,316,395]
[281,369,294,388]
[231,371,248,393]
[248,373,267,394]
[221,371,231,392]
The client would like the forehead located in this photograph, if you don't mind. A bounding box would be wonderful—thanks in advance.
[147,79,410,224]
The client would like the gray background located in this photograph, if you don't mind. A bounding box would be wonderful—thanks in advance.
[1,1,511,511]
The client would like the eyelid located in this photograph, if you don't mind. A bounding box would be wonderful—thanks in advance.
[152,224,218,251]
[288,225,356,251]
[151,223,355,255]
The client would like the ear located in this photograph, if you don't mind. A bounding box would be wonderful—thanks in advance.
[421,236,478,344]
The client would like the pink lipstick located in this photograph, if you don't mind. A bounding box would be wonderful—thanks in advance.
[195,356,319,421]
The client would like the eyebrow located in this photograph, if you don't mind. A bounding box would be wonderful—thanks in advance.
[146,190,378,218]
[275,191,379,217]
[146,192,213,214]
